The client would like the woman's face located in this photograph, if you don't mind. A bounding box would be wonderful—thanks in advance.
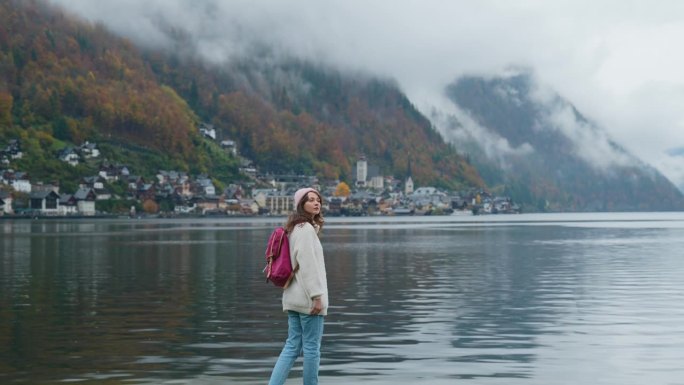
[302,192,321,216]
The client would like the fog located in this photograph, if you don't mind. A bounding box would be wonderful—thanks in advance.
[49,0,684,190]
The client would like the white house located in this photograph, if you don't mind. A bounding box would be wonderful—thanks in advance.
[29,190,60,215]
[239,166,257,177]
[220,140,237,155]
[11,172,31,193]
[174,201,196,214]
[80,141,100,159]
[411,186,450,210]
[99,164,129,182]
[199,123,217,140]
[196,178,216,196]
[59,194,78,215]
[413,186,439,196]
[265,193,293,215]
[253,189,292,215]
[3,139,23,160]
[0,190,13,214]
[58,147,80,166]
[367,165,384,190]
[74,188,97,216]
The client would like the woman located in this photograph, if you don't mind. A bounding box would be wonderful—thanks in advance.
[268,187,328,385]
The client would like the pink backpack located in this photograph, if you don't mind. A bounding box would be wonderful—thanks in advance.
[264,227,297,288]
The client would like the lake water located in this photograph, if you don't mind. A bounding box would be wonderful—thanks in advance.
[1,212,684,385]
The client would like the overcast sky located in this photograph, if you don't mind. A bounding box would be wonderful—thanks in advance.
[49,0,684,189]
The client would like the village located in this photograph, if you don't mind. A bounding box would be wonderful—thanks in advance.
[0,125,520,218]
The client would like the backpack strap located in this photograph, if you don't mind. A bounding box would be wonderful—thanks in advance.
[283,264,299,289]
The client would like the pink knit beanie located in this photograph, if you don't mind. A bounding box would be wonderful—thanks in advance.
[294,187,319,208]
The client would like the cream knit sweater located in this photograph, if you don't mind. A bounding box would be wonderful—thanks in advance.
[282,222,329,316]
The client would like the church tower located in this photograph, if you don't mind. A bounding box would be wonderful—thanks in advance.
[405,157,414,195]
[356,156,367,187]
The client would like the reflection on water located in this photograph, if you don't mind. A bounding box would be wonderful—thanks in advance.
[1,214,684,384]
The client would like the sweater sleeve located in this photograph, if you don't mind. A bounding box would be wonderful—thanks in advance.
[290,224,325,299]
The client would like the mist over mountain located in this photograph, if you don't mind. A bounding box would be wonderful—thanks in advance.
[438,71,684,211]
[2,0,682,211]
[666,148,684,193]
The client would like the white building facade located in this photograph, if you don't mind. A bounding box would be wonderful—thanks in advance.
[356,157,367,187]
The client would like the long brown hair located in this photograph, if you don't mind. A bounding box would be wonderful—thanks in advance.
[284,190,325,234]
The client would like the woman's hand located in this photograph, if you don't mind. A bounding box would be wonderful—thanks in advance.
[310,296,323,315]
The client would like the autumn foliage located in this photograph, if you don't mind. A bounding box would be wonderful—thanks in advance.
[334,182,351,197]
[0,0,199,165]
[0,0,484,189]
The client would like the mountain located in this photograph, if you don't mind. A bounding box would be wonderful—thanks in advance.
[665,148,684,194]
[440,71,684,211]
[147,55,483,187]
[4,0,679,211]
[0,0,236,189]
[0,0,483,191]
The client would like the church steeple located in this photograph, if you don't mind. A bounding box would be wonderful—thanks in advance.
[405,155,414,195]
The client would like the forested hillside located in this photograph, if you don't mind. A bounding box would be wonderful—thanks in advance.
[0,0,483,190]
[146,49,483,186]
[0,0,239,186]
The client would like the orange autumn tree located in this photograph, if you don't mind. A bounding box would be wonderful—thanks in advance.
[334,182,351,197]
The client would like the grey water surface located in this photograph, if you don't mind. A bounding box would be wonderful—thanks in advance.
[1,212,684,384]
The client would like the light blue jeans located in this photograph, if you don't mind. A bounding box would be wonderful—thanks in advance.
[268,311,325,385]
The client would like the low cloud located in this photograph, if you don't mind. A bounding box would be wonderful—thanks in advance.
[528,82,640,171]
[659,151,684,192]
[48,0,684,188]
[545,103,637,170]
[429,96,534,170]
